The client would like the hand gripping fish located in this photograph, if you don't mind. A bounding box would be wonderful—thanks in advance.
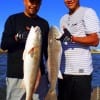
[22,26,42,100]
[45,26,62,100]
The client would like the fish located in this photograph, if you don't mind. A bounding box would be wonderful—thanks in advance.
[45,26,62,100]
[22,26,42,100]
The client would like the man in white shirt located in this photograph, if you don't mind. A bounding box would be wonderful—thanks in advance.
[57,0,100,100]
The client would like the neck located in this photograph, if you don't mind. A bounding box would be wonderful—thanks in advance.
[24,11,37,18]
[69,5,80,15]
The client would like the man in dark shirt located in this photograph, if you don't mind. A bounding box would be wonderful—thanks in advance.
[1,0,49,99]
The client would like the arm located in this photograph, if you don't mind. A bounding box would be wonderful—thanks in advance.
[72,32,99,47]
[1,16,18,50]
[59,8,100,47]
[73,8,99,47]
[1,15,28,51]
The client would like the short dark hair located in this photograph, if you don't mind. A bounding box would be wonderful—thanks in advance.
[29,0,42,4]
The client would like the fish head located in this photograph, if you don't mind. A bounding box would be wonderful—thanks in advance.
[49,26,61,39]
[34,26,42,42]
[28,26,42,46]
[48,26,62,44]
[24,26,42,53]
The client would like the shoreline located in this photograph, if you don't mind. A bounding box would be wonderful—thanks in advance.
[91,51,100,54]
[0,48,7,54]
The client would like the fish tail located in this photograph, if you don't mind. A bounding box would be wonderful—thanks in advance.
[45,89,57,100]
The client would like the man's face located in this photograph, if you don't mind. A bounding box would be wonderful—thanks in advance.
[24,0,41,17]
[64,0,79,11]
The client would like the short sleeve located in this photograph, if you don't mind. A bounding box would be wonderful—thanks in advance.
[84,8,100,34]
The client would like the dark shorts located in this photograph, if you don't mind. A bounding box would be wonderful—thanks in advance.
[58,74,92,100]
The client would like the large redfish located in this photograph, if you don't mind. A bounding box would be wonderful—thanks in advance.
[45,26,62,100]
[22,26,42,100]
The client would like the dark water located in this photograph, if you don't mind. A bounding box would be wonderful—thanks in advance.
[0,53,100,88]
[0,53,7,88]
[92,53,100,87]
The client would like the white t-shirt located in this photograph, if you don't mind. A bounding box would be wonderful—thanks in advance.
[60,7,100,75]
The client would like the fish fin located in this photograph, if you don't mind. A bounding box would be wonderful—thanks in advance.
[28,47,34,54]
[23,47,34,59]
[45,89,57,100]
[58,70,63,79]
[28,46,39,55]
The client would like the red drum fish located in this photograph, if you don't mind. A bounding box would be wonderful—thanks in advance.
[45,26,62,100]
[22,26,42,100]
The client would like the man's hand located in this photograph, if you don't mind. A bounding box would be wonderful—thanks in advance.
[15,31,29,42]
[57,28,72,42]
